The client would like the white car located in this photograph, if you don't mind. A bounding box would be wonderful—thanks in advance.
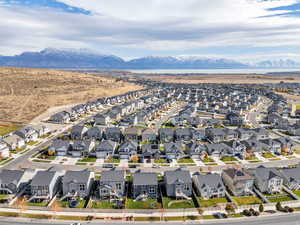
[71,223,82,225]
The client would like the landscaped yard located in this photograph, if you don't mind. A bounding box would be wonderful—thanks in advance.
[37,154,56,160]
[202,158,215,163]
[0,125,22,136]
[265,192,293,203]
[77,157,97,163]
[293,190,300,198]
[91,201,121,209]
[232,196,262,206]
[104,158,120,163]
[0,194,9,200]
[177,158,194,164]
[59,200,86,208]
[198,197,227,207]
[262,152,275,159]
[220,156,237,162]
[154,159,168,163]
[0,158,14,165]
[26,141,39,146]
[125,198,160,209]
[162,197,195,209]
[245,155,259,161]
[27,201,48,207]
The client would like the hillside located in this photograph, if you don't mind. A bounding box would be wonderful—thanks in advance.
[0,67,141,123]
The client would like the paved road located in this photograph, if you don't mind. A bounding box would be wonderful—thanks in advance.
[1,213,300,225]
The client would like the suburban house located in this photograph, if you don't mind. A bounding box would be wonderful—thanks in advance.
[187,142,207,160]
[48,139,70,156]
[70,126,88,140]
[0,141,10,159]
[29,169,61,201]
[175,128,192,142]
[105,127,122,143]
[49,111,71,123]
[280,167,300,190]
[85,126,103,140]
[99,170,126,201]
[2,134,25,151]
[164,142,184,160]
[123,127,141,142]
[132,172,158,200]
[193,173,226,200]
[222,168,255,196]
[164,169,192,199]
[159,128,174,143]
[95,140,117,159]
[62,170,94,199]
[70,140,95,157]
[31,125,49,137]
[141,144,160,162]
[118,140,138,160]
[250,166,283,194]
[206,128,225,143]
[94,114,111,126]
[0,170,29,194]
[141,128,157,143]
[14,127,39,143]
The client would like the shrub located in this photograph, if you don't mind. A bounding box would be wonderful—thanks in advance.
[259,204,264,213]
[276,202,283,211]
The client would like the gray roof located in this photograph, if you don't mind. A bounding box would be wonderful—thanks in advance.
[133,172,157,186]
[165,169,192,185]
[63,170,91,184]
[281,167,300,182]
[100,170,125,182]
[252,166,282,181]
[193,173,224,189]
[31,171,57,186]
[0,170,24,185]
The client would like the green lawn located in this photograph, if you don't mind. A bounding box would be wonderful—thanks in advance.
[91,201,119,209]
[220,156,237,162]
[204,162,218,166]
[198,197,227,207]
[77,157,97,163]
[75,162,87,166]
[265,192,293,203]
[0,158,14,165]
[126,198,160,209]
[202,158,215,163]
[154,159,168,163]
[0,125,22,136]
[262,152,275,158]
[0,194,9,200]
[37,154,56,160]
[293,190,300,198]
[39,133,52,139]
[245,155,259,161]
[59,200,86,208]
[177,158,194,164]
[233,196,262,206]
[26,141,39,146]
[162,197,195,209]
[27,201,48,207]
[104,158,120,163]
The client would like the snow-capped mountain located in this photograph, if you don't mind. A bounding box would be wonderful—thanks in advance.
[255,59,300,68]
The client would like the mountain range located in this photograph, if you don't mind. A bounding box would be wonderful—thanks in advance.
[0,48,299,69]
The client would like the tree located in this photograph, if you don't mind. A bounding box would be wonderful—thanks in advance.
[276,202,283,211]
[259,204,264,213]
[225,203,235,215]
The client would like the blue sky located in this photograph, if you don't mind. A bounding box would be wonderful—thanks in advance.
[0,0,300,62]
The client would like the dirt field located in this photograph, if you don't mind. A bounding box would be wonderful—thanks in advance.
[148,74,300,84]
[0,67,141,123]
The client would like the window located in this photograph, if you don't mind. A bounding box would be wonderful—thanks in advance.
[184,184,190,191]
[149,186,156,194]
[116,183,122,190]
[79,184,85,191]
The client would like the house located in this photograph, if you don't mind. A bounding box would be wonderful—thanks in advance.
[30,169,61,201]
[49,111,71,123]
[280,167,300,190]
[164,142,185,160]
[70,140,95,157]
[118,141,138,160]
[175,128,192,142]
[14,127,39,143]
[85,126,103,140]
[31,125,49,137]
[191,129,205,141]
[99,170,126,200]
[187,142,207,160]
[70,126,88,140]
[2,134,25,151]
[222,168,254,196]
[95,140,117,159]
[223,141,247,159]
[94,114,111,126]
[260,139,282,155]
[142,128,157,143]
[205,143,232,158]
[62,170,94,199]
[48,139,70,156]
[236,128,254,141]
[205,128,225,143]
[193,173,226,200]
[141,144,161,163]
[0,141,10,159]
[132,172,158,200]
[253,128,269,139]
[274,137,293,155]
[0,170,29,194]
[123,127,141,142]
[159,128,174,143]
[226,112,244,126]
[164,169,192,199]
[105,127,122,142]
[250,166,283,194]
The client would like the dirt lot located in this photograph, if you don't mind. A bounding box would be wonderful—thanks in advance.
[148,74,300,84]
[0,67,141,123]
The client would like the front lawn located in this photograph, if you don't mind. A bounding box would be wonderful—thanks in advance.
[91,201,121,209]
[26,141,39,146]
[104,158,120,163]
[293,190,300,198]
[125,198,160,209]
[27,201,48,207]
[198,197,227,207]
[262,152,275,159]
[77,157,97,163]
[265,192,293,203]
[202,158,215,163]
[0,194,9,200]
[162,197,195,209]
[233,196,262,206]
[245,155,259,161]
[177,158,194,164]
[59,200,86,208]
[154,159,168,163]
[220,156,237,162]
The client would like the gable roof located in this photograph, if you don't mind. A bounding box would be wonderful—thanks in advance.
[63,170,91,184]
[100,170,125,182]
[133,172,157,186]
[164,169,191,184]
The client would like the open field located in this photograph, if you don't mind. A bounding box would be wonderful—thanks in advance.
[148,74,300,84]
[0,67,141,123]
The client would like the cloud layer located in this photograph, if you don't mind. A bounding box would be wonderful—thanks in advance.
[0,0,300,61]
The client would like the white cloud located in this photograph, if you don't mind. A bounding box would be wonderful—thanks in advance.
[0,0,300,61]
